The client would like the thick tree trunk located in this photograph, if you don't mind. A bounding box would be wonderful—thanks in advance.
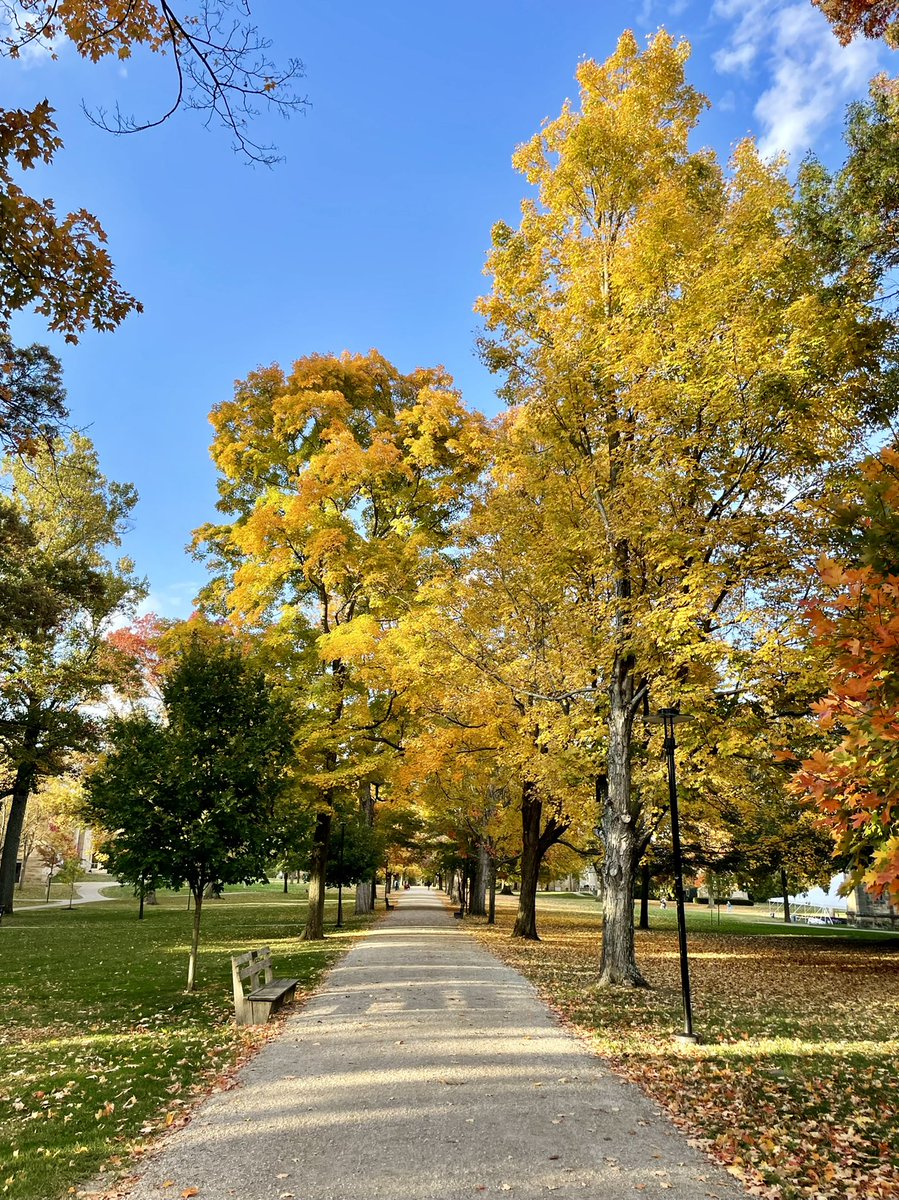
[187,885,203,992]
[354,880,373,914]
[355,783,375,914]
[512,781,542,939]
[0,751,37,916]
[599,665,647,987]
[302,809,332,940]
[470,843,489,916]
[487,857,497,925]
[638,861,650,930]
[781,867,792,924]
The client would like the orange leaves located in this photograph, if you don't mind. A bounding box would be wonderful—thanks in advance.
[794,550,899,903]
[0,105,141,341]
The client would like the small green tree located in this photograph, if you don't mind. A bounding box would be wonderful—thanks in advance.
[56,856,86,910]
[84,633,295,991]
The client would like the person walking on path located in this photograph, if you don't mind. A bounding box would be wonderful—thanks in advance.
[120,887,746,1200]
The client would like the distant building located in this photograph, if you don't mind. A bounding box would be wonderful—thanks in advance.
[847,883,898,929]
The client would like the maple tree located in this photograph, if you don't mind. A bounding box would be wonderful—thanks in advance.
[195,350,486,939]
[0,1,305,164]
[83,632,294,989]
[792,451,899,903]
[475,31,891,984]
[11,771,83,890]
[0,2,303,449]
[392,425,598,939]
[813,0,899,45]
[0,432,144,914]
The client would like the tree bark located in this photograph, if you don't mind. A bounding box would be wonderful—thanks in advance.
[598,662,647,987]
[187,884,204,992]
[355,783,375,914]
[302,809,332,940]
[781,867,792,924]
[0,741,38,916]
[512,779,569,939]
[470,843,489,916]
[487,857,497,925]
[638,860,650,930]
[354,880,372,914]
[512,781,542,939]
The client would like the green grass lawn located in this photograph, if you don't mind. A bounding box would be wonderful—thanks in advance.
[471,893,899,1200]
[0,883,374,1200]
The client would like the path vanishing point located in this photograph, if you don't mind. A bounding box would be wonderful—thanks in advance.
[120,887,747,1200]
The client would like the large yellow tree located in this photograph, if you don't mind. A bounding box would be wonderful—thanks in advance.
[195,350,487,938]
[477,31,890,984]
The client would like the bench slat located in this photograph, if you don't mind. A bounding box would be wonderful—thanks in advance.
[248,978,298,1002]
[232,947,272,968]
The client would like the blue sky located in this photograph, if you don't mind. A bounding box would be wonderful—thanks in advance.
[4,0,888,618]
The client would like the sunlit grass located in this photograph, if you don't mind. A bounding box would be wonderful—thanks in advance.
[0,883,374,1200]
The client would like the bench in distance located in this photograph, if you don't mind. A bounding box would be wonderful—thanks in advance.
[231,946,299,1025]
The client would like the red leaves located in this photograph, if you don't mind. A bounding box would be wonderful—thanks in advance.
[793,556,899,903]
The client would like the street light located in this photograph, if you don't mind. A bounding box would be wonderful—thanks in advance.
[336,822,346,929]
[646,705,699,1045]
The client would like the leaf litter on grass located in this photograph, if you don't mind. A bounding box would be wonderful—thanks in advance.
[470,906,899,1200]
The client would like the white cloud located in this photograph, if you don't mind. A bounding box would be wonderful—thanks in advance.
[636,0,692,30]
[712,0,883,159]
[1,4,64,66]
[136,583,200,621]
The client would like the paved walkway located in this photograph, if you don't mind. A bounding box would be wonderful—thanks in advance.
[14,880,121,911]
[122,888,745,1200]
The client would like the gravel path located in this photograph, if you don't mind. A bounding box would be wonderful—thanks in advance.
[121,887,746,1200]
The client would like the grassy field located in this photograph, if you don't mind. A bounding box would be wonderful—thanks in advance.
[0,883,374,1200]
[471,893,899,1200]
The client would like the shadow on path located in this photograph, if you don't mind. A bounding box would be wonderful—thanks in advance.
[121,887,746,1200]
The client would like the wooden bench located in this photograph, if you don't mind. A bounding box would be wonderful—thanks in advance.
[231,947,299,1025]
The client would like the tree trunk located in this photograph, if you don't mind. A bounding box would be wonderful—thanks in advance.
[302,809,332,940]
[187,884,203,992]
[139,876,145,921]
[512,781,542,939]
[470,843,489,916]
[354,880,373,914]
[355,782,375,914]
[487,857,497,925]
[781,867,792,924]
[16,845,31,891]
[638,860,650,930]
[598,666,647,987]
[0,750,37,916]
[283,870,289,893]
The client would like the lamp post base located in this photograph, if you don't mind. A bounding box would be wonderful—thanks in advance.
[674,1032,700,1046]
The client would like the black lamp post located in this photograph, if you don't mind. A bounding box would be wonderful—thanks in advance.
[648,705,698,1045]
[336,821,346,929]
